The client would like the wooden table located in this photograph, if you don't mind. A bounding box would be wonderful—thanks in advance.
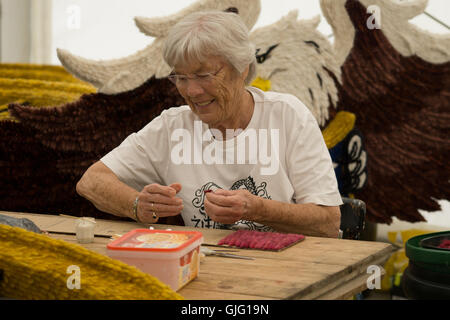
[1,211,393,300]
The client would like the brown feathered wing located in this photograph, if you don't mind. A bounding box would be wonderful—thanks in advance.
[334,0,450,223]
[3,77,185,223]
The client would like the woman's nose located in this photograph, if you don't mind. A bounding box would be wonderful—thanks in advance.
[185,79,205,97]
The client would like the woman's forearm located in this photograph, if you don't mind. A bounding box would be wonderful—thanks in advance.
[76,162,138,219]
[252,197,341,237]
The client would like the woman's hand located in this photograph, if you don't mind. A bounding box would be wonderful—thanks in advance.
[204,189,260,224]
[136,183,183,223]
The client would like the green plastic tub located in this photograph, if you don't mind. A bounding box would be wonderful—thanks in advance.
[402,231,450,299]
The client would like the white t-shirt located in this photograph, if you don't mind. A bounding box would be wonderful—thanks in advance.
[101,86,342,231]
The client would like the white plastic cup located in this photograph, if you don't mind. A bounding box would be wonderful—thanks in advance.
[76,217,96,244]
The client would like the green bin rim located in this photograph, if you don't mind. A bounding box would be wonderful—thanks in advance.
[405,231,450,266]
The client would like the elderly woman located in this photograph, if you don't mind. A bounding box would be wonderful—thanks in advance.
[76,11,342,237]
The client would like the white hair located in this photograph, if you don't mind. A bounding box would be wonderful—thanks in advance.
[163,11,257,85]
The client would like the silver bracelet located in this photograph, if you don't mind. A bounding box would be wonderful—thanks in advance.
[132,196,141,223]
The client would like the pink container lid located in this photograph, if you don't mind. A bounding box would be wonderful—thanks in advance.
[107,229,203,252]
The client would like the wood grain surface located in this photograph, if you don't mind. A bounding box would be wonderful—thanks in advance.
[1,211,393,300]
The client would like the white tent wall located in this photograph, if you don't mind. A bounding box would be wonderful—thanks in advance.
[49,0,449,62]
[0,0,52,63]
[0,0,31,62]
[1,1,448,64]
[30,0,52,64]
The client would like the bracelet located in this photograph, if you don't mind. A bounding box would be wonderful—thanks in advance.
[132,196,141,223]
[132,196,159,223]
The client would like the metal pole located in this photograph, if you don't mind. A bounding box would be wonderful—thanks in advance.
[424,11,450,31]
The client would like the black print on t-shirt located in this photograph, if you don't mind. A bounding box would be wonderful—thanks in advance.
[191,182,222,229]
[191,176,272,231]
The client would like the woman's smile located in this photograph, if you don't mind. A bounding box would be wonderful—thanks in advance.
[194,99,216,108]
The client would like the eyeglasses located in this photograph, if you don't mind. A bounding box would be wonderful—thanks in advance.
[168,67,223,87]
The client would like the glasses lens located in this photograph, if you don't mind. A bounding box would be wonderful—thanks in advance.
[168,75,177,85]
[197,74,212,84]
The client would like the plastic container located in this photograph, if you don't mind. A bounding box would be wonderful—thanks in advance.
[106,229,203,291]
[402,231,450,299]
[75,217,96,244]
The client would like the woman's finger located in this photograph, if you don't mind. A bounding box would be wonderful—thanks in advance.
[211,189,234,196]
[139,209,182,220]
[141,192,183,206]
[143,183,177,197]
[169,183,182,193]
[206,192,243,208]
[141,201,183,215]
[204,197,241,223]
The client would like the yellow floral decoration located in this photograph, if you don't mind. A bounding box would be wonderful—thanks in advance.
[0,64,88,84]
[251,77,272,92]
[0,64,96,122]
[0,224,184,300]
[322,111,356,149]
